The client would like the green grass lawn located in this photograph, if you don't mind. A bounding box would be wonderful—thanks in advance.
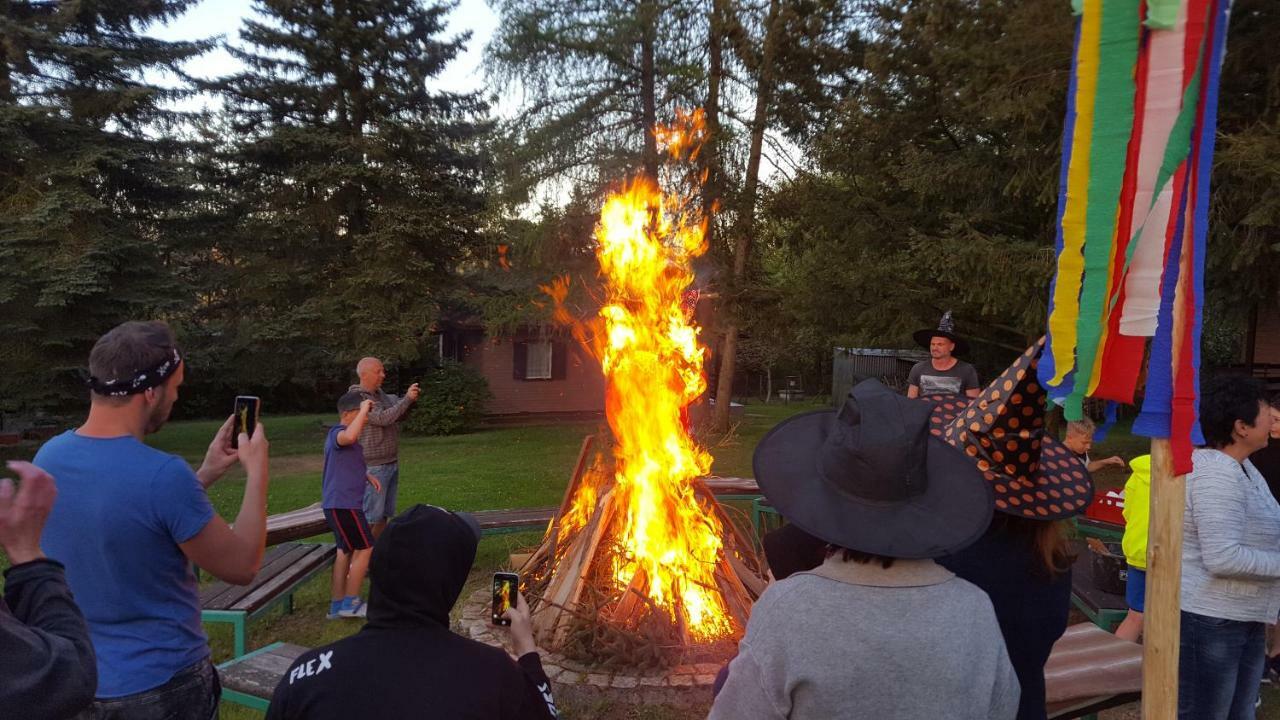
[9,399,1232,719]
[142,400,822,719]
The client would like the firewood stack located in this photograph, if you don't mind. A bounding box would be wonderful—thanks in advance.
[520,435,768,667]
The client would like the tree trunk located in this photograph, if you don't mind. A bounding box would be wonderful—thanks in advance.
[766,366,773,404]
[710,0,783,432]
[640,0,659,178]
[703,0,726,223]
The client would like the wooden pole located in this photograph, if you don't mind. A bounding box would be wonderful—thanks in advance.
[1142,437,1185,718]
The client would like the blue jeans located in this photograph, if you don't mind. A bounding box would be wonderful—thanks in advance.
[362,462,400,524]
[83,659,220,720]
[1178,610,1265,720]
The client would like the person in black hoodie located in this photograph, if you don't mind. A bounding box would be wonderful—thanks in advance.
[266,504,558,719]
[0,461,97,718]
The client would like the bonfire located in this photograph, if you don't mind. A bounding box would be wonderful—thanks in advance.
[521,111,767,670]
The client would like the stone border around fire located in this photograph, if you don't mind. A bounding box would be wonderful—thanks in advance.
[457,589,721,704]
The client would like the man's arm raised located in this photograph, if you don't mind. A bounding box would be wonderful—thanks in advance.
[181,424,270,586]
[364,386,418,427]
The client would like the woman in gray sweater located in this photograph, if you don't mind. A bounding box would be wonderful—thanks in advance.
[1179,375,1279,720]
[709,380,1019,720]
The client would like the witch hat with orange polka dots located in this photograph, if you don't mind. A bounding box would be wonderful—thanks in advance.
[924,339,1094,520]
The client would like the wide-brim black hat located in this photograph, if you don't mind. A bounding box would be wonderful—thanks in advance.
[913,310,969,355]
[753,379,994,559]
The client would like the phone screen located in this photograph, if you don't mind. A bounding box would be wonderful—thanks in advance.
[231,396,260,449]
[492,572,518,626]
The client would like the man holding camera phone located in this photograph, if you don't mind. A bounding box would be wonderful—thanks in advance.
[35,321,271,719]
[349,357,420,538]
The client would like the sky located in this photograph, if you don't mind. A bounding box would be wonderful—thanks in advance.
[146,1,795,195]
[149,0,502,111]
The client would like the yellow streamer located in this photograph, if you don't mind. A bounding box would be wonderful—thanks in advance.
[1048,0,1105,385]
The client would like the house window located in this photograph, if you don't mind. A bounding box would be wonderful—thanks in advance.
[513,339,566,381]
[525,341,553,380]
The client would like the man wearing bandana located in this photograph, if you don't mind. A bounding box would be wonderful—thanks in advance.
[35,321,272,719]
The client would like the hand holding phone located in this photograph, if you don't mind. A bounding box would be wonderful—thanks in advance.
[492,572,518,627]
[231,396,260,450]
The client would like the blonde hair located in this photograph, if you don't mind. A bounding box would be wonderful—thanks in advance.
[1066,418,1096,437]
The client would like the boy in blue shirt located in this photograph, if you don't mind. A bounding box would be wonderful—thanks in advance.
[324,391,382,619]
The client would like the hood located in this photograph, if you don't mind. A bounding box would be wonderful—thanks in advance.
[366,504,481,629]
[1128,454,1151,483]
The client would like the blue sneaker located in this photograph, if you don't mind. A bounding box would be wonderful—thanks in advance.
[326,600,343,620]
[338,598,367,618]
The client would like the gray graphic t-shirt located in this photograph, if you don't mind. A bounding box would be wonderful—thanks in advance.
[909,360,979,396]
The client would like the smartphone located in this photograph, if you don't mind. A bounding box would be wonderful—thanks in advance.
[231,396,260,449]
[492,572,519,626]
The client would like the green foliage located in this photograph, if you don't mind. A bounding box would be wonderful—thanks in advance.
[193,0,492,391]
[761,0,1073,364]
[1204,0,1280,318]
[485,0,707,198]
[0,1,212,413]
[403,361,492,436]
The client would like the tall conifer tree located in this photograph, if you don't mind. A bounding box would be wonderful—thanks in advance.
[0,1,210,412]
[207,0,490,381]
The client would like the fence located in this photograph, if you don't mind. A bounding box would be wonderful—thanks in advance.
[831,347,930,405]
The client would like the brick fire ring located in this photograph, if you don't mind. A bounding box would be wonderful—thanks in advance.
[457,589,726,707]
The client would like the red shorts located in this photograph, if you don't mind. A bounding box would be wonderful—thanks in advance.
[324,508,373,553]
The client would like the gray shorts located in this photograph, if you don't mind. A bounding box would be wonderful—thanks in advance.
[362,462,400,524]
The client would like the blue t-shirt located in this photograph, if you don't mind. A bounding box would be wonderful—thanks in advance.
[322,425,367,509]
[35,431,215,698]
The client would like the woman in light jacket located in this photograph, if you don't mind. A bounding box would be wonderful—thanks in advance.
[1179,375,1279,720]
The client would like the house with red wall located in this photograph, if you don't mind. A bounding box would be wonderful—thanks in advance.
[434,321,605,419]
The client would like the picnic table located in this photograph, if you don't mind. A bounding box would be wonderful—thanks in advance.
[219,623,1142,715]
[264,477,760,545]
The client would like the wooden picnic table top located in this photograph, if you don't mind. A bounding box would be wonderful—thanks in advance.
[263,477,759,546]
[201,542,336,614]
[219,642,310,699]
[1044,623,1142,717]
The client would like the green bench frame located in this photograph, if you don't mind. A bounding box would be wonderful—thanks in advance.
[201,543,336,658]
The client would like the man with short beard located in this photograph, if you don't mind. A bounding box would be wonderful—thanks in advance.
[35,321,271,719]
[906,311,980,399]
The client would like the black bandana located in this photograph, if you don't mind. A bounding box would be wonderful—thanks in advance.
[86,348,182,397]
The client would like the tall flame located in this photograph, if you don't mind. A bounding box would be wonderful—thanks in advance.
[548,110,732,640]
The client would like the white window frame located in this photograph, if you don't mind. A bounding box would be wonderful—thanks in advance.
[525,341,554,380]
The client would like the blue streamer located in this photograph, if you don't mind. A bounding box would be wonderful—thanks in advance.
[1042,19,1083,390]
[1094,401,1120,442]
[1183,0,1232,447]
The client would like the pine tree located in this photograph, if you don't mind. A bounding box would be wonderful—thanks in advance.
[205,0,490,383]
[485,0,706,201]
[0,1,211,414]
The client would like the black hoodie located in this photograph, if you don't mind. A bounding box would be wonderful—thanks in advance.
[0,559,97,718]
[266,505,558,719]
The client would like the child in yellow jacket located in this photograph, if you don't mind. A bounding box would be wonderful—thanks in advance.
[1116,454,1150,643]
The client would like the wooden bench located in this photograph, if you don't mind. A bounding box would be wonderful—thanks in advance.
[218,641,309,711]
[219,624,1141,715]
[201,542,336,658]
[266,503,560,545]
[1045,623,1142,719]
[263,478,761,546]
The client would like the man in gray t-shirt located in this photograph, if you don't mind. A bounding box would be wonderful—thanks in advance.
[908,355,979,397]
[908,311,980,399]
